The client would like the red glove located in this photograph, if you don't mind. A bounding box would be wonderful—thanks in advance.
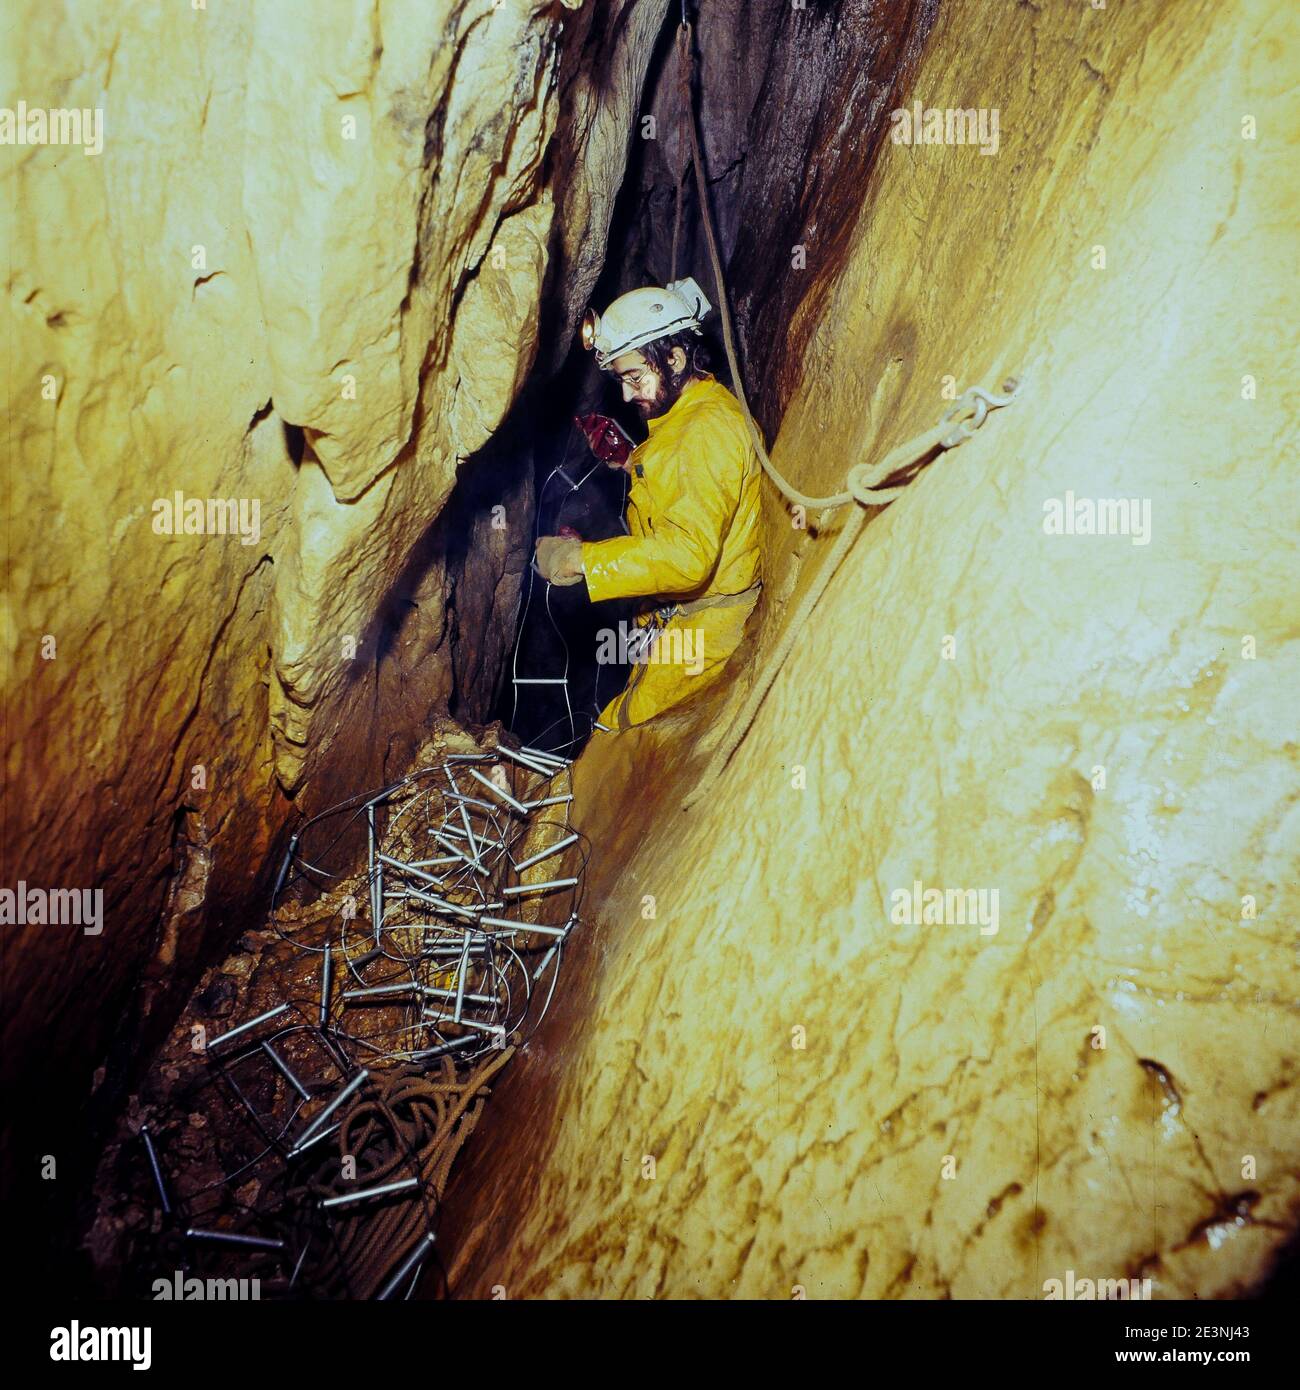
[576,413,631,467]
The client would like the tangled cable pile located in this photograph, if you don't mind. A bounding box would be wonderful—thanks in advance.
[134,740,587,1299]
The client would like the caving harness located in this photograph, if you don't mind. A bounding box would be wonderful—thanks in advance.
[617,580,763,731]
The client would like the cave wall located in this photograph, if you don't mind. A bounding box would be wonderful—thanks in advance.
[629,0,942,438]
[502,0,938,752]
[0,0,668,1212]
[589,0,940,440]
[440,0,1300,1297]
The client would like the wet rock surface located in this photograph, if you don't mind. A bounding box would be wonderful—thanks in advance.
[5,0,1296,1300]
[2,0,663,1251]
[435,0,1300,1298]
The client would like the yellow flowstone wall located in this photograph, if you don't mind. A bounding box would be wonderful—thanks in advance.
[441,0,1299,1298]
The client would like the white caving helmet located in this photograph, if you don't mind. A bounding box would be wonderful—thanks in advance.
[581,277,713,370]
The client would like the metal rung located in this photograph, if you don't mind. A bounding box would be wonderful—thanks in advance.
[520,745,571,767]
[513,678,568,685]
[503,877,578,896]
[479,915,569,938]
[513,833,578,872]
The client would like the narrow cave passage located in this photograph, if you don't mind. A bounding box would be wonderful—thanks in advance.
[3,0,1296,1342]
[497,0,935,753]
[63,0,927,1299]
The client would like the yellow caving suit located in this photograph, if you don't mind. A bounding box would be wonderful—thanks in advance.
[580,374,762,731]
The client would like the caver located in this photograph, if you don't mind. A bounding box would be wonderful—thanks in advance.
[533,277,763,731]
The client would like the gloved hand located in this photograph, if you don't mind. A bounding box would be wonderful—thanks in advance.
[534,535,584,586]
[575,413,632,467]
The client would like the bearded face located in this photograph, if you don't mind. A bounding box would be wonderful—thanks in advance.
[640,364,690,418]
[612,346,692,420]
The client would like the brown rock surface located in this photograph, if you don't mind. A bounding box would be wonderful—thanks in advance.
[0,0,661,1214]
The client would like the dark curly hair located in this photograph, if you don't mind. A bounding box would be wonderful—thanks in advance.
[638,330,713,388]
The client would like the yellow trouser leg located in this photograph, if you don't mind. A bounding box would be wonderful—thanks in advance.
[594,602,755,732]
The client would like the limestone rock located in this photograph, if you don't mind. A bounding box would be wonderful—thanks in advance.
[438,0,1300,1299]
[0,0,658,1215]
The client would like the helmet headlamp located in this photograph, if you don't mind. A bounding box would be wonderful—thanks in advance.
[580,307,600,352]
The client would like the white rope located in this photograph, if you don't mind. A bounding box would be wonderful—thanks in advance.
[671,20,1020,808]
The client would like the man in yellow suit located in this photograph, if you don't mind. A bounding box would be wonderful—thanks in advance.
[534,278,762,732]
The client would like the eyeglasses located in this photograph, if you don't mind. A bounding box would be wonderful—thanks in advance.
[616,366,652,391]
